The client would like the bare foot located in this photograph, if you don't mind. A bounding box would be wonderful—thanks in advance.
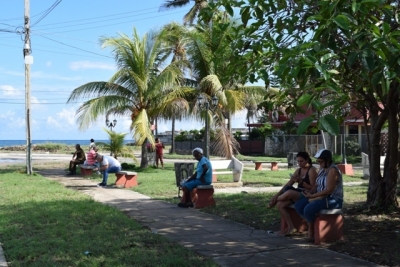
[285,227,296,236]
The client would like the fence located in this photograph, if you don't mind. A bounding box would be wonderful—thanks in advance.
[174,133,388,157]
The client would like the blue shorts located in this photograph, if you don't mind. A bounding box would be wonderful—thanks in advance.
[182,179,206,191]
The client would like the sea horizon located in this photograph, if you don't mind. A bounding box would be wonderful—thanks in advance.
[0,140,135,148]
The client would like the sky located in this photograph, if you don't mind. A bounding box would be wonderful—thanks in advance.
[0,0,249,141]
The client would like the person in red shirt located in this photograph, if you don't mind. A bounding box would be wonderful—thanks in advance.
[154,138,165,169]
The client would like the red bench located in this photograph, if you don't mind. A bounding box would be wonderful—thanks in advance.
[79,165,96,176]
[115,171,138,188]
[191,185,216,209]
[281,205,343,244]
[254,161,279,171]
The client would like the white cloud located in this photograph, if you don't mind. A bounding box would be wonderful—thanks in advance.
[69,61,116,71]
[6,116,25,129]
[1,85,21,96]
[0,111,16,119]
[46,108,77,129]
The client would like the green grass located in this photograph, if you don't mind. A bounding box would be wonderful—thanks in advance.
[0,168,217,267]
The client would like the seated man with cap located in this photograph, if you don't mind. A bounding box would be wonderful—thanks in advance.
[178,147,212,208]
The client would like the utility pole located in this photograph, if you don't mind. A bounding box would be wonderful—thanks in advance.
[24,0,33,174]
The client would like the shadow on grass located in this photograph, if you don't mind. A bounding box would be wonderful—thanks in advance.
[0,187,217,267]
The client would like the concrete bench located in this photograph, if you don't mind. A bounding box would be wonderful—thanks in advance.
[115,171,138,188]
[361,152,385,178]
[253,161,279,171]
[192,185,216,209]
[281,204,343,245]
[210,156,244,182]
[78,164,96,176]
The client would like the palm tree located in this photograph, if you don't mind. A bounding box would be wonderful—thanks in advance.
[185,16,266,158]
[159,0,209,25]
[159,22,196,154]
[67,28,185,168]
[96,128,137,161]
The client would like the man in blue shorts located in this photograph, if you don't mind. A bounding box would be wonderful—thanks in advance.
[178,147,212,208]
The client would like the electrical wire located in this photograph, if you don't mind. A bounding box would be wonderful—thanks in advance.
[33,6,159,28]
[33,34,113,58]
[31,0,62,27]
[30,10,187,34]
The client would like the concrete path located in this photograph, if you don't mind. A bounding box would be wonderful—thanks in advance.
[34,168,380,267]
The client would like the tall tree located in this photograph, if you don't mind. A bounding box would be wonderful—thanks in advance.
[67,28,185,168]
[159,0,209,25]
[185,15,244,158]
[214,0,400,210]
[159,22,195,154]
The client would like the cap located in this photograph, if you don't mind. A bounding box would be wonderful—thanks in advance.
[192,147,203,154]
[314,149,332,159]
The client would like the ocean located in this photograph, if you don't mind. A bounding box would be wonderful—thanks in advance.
[0,140,135,148]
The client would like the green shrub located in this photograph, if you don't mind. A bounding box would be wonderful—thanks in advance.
[121,162,136,170]
[33,143,64,152]
[345,140,361,156]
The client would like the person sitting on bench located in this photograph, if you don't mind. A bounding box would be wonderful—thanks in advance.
[267,151,318,235]
[294,149,343,242]
[94,153,122,187]
[178,148,212,208]
[68,144,86,175]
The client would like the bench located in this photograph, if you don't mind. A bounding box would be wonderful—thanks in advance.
[361,152,385,178]
[210,156,244,182]
[281,205,343,245]
[253,161,279,171]
[191,185,216,209]
[78,164,96,176]
[174,162,195,197]
[115,171,138,188]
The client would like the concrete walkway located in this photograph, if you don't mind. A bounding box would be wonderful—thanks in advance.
[34,169,380,267]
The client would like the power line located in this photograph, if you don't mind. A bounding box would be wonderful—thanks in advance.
[0,42,112,59]
[33,34,113,58]
[30,10,187,34]
[0,101,81,104]
[33,6,159,28]
[31,0,62,27]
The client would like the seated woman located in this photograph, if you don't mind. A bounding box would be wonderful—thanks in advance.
[85,146,97,166]
[267,152,318,235]
[294,149,343,242]
[178,147,212,208]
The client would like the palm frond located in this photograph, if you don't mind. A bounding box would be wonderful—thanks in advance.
[212,123,238,159]
[159,0,191,11]
[131,110,154,145]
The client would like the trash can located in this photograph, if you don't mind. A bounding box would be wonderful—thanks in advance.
[174,162,195,197]
[287,152,298,169]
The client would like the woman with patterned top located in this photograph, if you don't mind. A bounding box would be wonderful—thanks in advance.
[294,149,343,242]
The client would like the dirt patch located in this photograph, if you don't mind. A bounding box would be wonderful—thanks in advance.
[323,206,400,267]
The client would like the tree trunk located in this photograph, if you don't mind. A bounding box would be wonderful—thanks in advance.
[140,141,148,168]
[366,88,396,210]
[382,87,399,208]
[171,118,176,154]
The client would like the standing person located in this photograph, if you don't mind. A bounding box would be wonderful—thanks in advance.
[267,152,318,235]
[68,144,86,175]
[89,139,95,149]
[178,148,212,208]
[294,149,343,242]
[94,153,122,187]
[154,138,165,169]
